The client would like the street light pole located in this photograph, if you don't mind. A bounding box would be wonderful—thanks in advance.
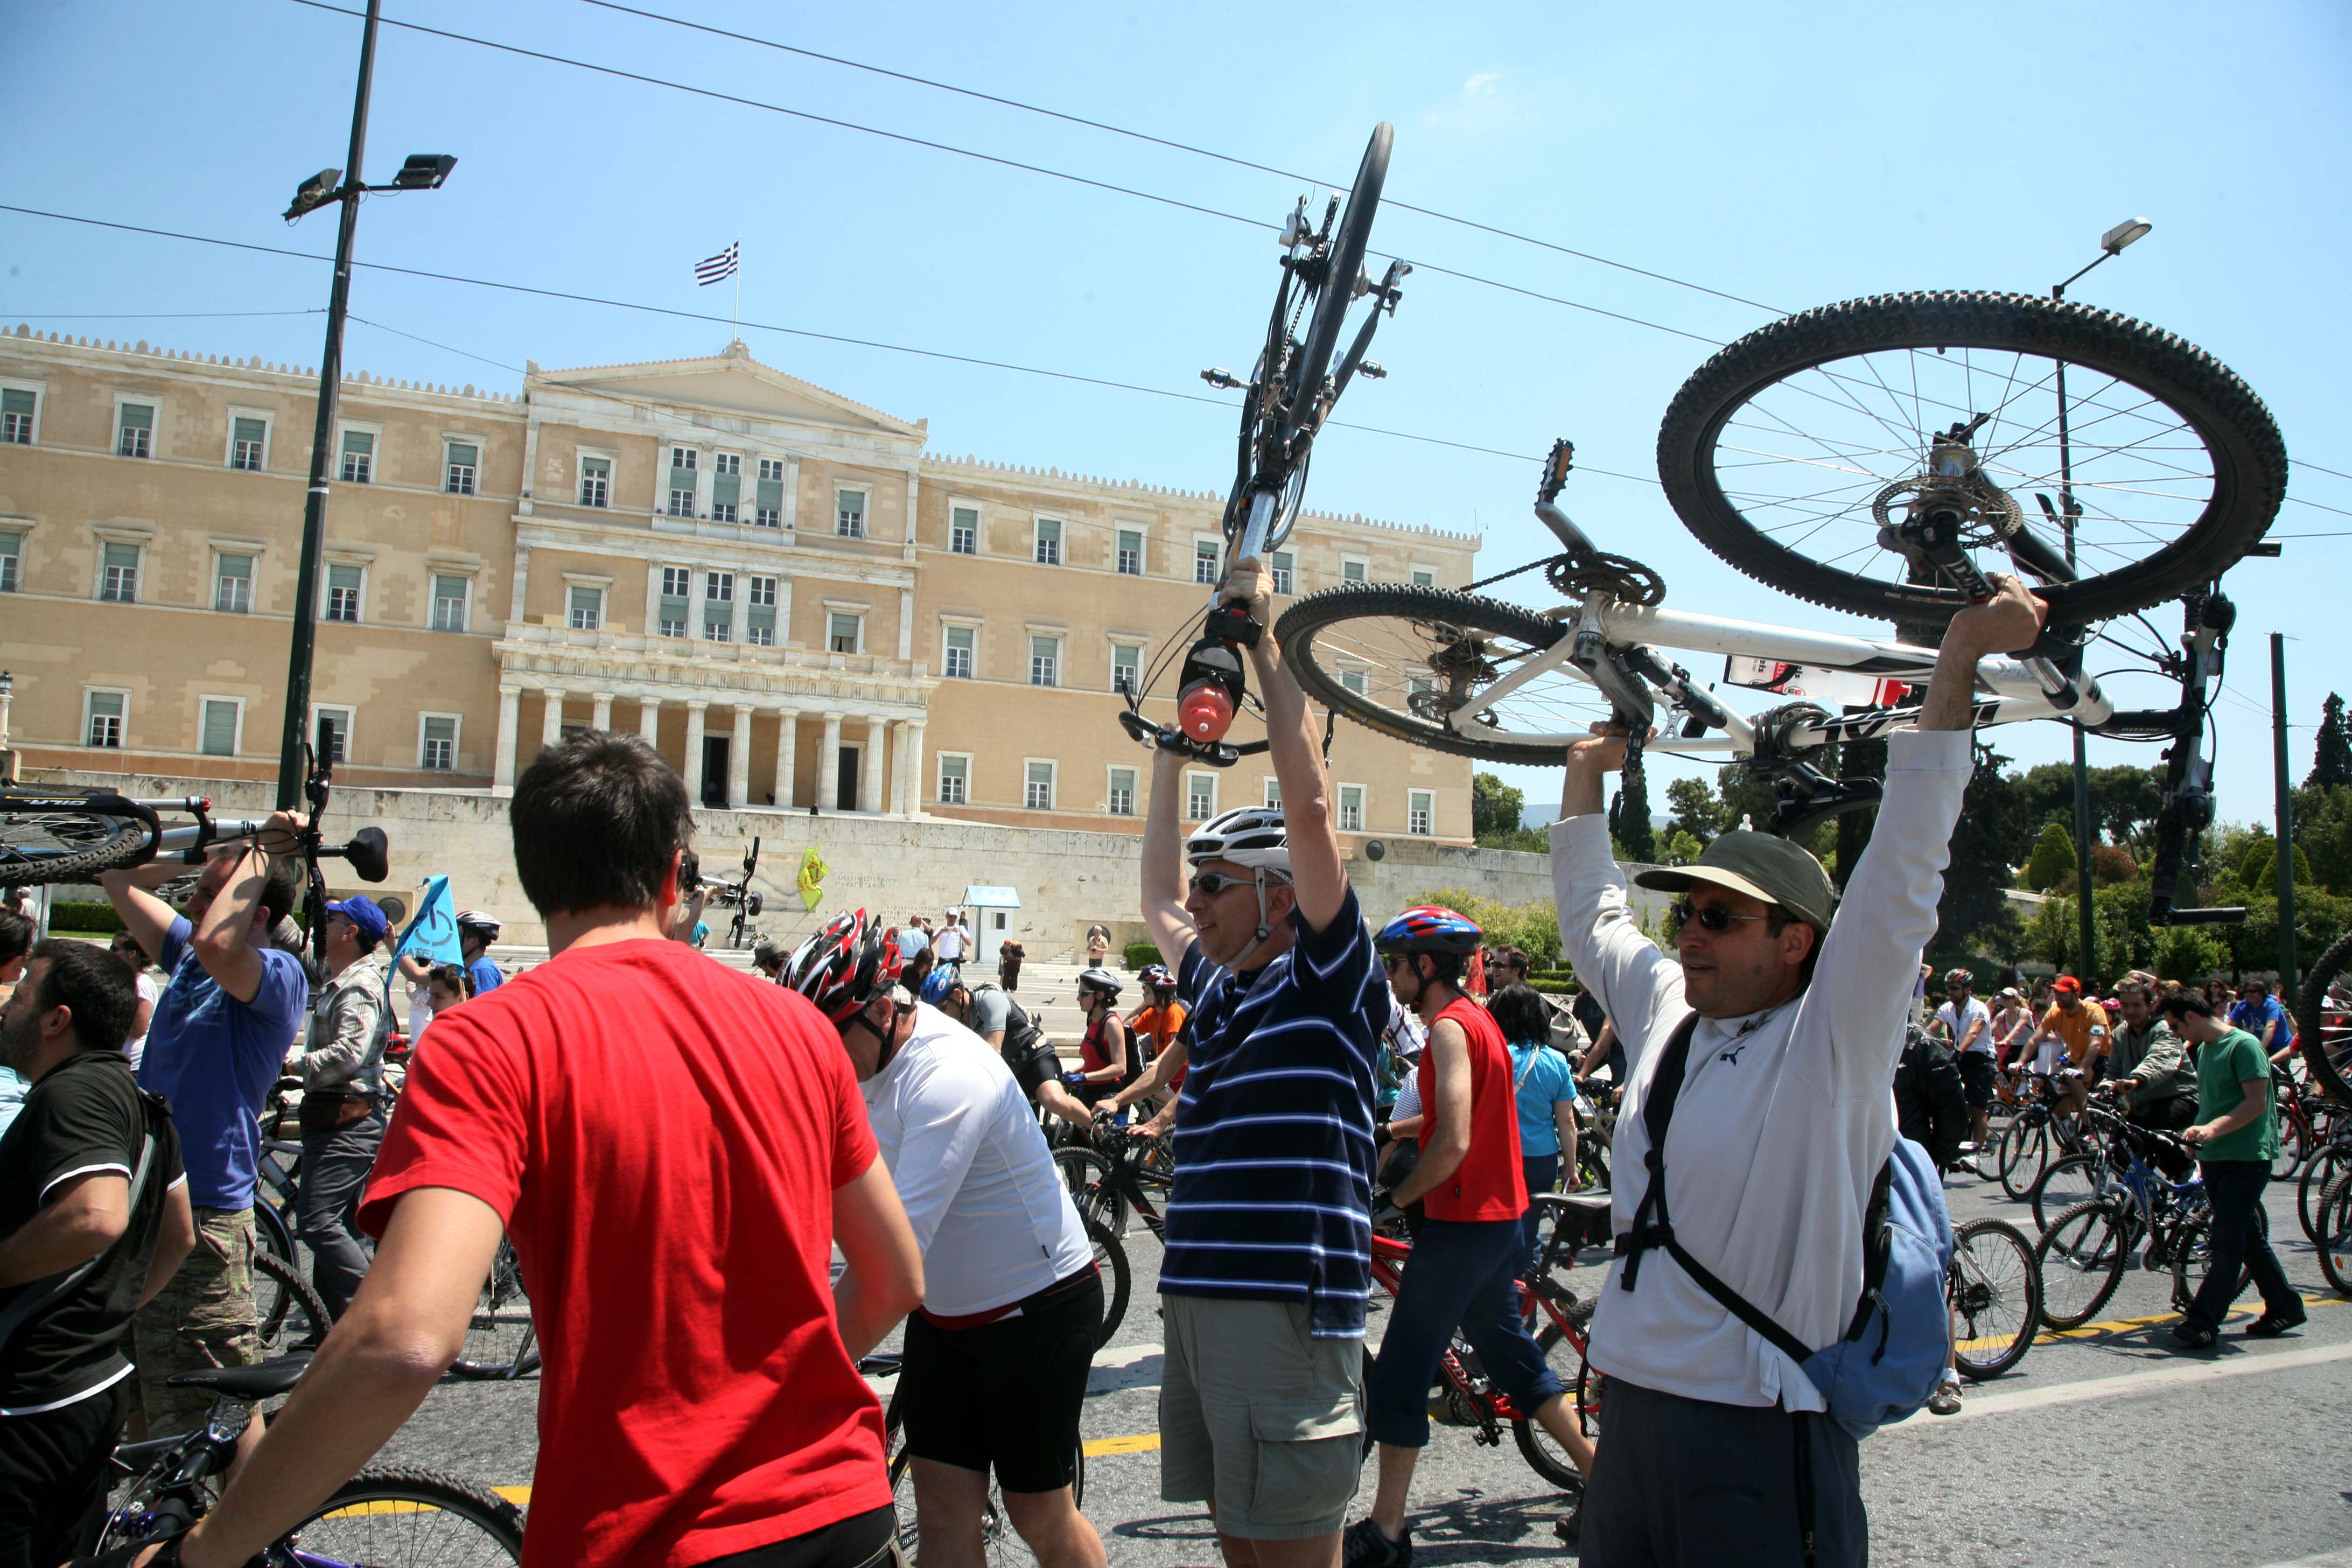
[2273,632,2298,992]
[276,0,383,808]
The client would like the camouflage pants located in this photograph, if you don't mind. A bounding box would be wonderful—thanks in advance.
[132,1206,261,1437]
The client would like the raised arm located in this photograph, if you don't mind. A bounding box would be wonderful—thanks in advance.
[1140,747,1196,969]
[1234,558,1347,934]
[1549,732,1684,1066]
[99,858,190,965]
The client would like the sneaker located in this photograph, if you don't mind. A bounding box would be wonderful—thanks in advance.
[1553,1492,1584,1544]
[1927,1382,1963,1416]
[2171,1321,2217,1349]
[1343,1517,1413,1568]
[2244,1311,2308,1338]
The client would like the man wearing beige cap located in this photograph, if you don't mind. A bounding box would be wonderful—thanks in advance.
[1550,576,2045,1566]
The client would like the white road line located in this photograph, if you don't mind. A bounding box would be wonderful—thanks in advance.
[1887,1341,2352,1430]
[1093,1341,1163,1371]
[2249,1553,2352,1568]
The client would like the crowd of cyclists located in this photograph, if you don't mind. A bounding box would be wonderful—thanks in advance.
[0,560,2328,1568]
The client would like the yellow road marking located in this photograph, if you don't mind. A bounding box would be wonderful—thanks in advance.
[1082,1432,1163,1457]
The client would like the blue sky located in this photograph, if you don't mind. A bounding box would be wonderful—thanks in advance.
[6,0,2348,836]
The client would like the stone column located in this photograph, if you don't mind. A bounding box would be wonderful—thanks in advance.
[638,695,661,743]
[539,687,566,748]
[728,704,753,808]
[887,720,909,816]
[773,708,798,809]
[860,716,887,813]
[492,684,522,794]
[591,691,614,731]
[904,719,926,820]
[684,700,709,803]
[898,585,915,661]
[818,712,844,812]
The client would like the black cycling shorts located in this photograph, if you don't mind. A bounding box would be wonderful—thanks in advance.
[899,1268,1102,1494]
[1957,1052,1996,1111]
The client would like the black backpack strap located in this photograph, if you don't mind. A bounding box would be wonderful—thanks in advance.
[1613,1011,1816,1368]
[0,1090,164,1352]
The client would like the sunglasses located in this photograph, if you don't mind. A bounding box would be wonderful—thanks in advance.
[1188,871,1257,897]
[1668,900,1770,935]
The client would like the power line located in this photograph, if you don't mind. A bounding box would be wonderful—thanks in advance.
[570,0,1788,317]
[279,0,1730,348]
[0,309,325,321]
[2291,457,2352,483]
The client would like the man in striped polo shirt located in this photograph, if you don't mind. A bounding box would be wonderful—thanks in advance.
[1137,557,1387,1568]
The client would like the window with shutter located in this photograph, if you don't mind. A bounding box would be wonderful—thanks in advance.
[420,716,458,771]
[199,699,239,757]
[1409,790,1434,836]
[116,403,153,458]
[1108,766,1137,816]
[86,690,126,748]
[1111,643,1140,696]
[746,575,777,645]
[2,388,37,445]
[432,574,470,632]
[229,418,267,470]
[937,754,969,805]
[1270,552,1294,595]
[340,429,373,483]
[1338,785,1364,833]
[578,455,610,507]
[568,585,602,631]
[836,489,866,538]
[829,613,862,654]
[0,530,20,593]
[1025,761,1055,810]
[951,506,978,555]
[444,442,479,495]
[1342,558,1368,582]
[659,567,690,637]
[325,564,363,623]
[1186,773,1214,821]
[704,572,734,640]
[1117,528,1143,576]
[943,625,974,678]
[1034,518,1062,566]
[1194,540,1220,585]
[213,554,254,614]
[100,542,139,603]
[1030,636,1059,688]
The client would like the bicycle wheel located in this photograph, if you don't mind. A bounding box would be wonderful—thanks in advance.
[1085,1214,1130,1348]
[2318,1170,2352,1296]
[1283,122,1392,431]
[1948,1219,2041,1380]
[2029,1152,2107,1234]
[1656,291,2287,625]
[1514,1320,1591,1490]
[0,796,154,885]
[1054,1147,1120,1233]
[286,1466,524,1564]
[2271,1107,2310,1182]
[252,1249,331,1358]
[2299,931,2352,1106]
[2299,1143,2345,1244]
[1273,584,1609,765]
[2033,1199,2130,1329]
[447,1237,539,1380]
[2168,1207,2265,1315]
[1999,1118,2052,1202]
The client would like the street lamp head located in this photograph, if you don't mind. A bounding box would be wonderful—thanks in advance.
[390,153,457,191]
[283,168,344,223]
[2101,217,2153,255]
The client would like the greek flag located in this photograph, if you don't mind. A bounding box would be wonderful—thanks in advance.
[694,242,740,286]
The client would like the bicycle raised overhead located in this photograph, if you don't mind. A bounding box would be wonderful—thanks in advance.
[1272,292,2287,921]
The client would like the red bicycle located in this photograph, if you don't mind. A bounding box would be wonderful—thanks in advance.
[1365,1191,1611,1490]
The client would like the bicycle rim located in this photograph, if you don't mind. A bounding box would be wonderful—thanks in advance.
[2168,1210,2261,1314]
[1273,584,1611,765]
[2299,1145,2343,1245]
[1086,1214,1130,1349]
[1283,122,1392,432]
[1515,1321,1590,1489]
[2034,1200,2127,1329]
[448,1238,537,1379]
[1949,1219,2040,1380]
[2029,1153,2104,1234]
[0,802,151,885]
[2319,1171,2352,1296]
[1655,291,2287,625]
[289,1466,524,1564]
[2299,930,2352,1107]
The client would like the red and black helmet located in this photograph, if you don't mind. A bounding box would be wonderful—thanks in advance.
[783,909,906,1026]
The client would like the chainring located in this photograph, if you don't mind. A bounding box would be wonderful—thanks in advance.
[1545,552,1667,607]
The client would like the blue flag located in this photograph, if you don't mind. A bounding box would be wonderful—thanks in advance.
[393,876,462,968]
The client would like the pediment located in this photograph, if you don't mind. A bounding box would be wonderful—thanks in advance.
[532,348,925,439]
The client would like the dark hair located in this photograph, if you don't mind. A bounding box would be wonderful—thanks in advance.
[0,907,33,967]
[510,732,695,916]
[255,853,304,929]
[1492,946,1530,971]
[426,961,474,999]
[1487,982,1552,1047]
[2159,984,2215,1021]
[29,938,138,1055]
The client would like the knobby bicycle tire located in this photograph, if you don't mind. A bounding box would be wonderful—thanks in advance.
[1999,1120,2053,1202]
[2317,1170,2352,1296]
[1948,1218,2040,1380]
[2028,1151,2110,1234]
[251,1249,331,1360]
[2168,1208,2263,1315]
[1515,1320,1589,1492]
[1284,123,1392,432]
[289,1466,526,1561]
[1656,291,2287,626]
[2033,1198,2129,1329]
[1272,584,1576,765]
[2299,1143,2345,1245]
[2299,930,2352,1107]
[0,803,152,885]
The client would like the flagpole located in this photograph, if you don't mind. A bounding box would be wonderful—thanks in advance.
[732,237,740,340]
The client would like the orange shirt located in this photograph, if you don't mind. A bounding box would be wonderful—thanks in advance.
[1130,1001,1189,1059]
[2041,1003,2099,1065]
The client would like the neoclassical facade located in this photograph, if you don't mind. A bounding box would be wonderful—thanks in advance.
[0,327,1480,844]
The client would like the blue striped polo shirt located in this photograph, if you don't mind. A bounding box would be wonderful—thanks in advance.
[1167,884,1385,1338]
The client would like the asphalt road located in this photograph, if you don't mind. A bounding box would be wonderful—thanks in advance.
[369,1166,2352,1567]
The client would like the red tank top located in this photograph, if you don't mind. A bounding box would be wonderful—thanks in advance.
[1416,996,1528,1223]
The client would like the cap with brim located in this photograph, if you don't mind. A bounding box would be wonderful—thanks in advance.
[325,895,389,941]
[1631,830,1837,932]
[2053,975,2082,995]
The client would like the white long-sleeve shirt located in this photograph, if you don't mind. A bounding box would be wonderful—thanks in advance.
[1551,729,1973,1410]
[860,1002,1093,1317]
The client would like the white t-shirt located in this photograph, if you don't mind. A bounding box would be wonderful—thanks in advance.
[123,971,162,1072]
[932,925,968,962]
[1936,997,1993,1054]
[860,1003,1092,1316]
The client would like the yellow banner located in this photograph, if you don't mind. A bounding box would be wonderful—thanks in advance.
[797,845,829,913]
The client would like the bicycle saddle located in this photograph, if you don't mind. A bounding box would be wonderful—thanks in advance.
[166,1353,310,1400]
[1548,1192,1614,1223]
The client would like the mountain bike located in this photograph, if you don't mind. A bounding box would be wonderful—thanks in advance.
[2032,1126,2259,1329]
[1991,1070,2092,1203]
[2025,1097,2152,1231]
[2312,1167,2352,1296]
[447,1235,540,1381]
[1947,1217,2041,1378]
[1273,293,2285,916]
[87,1355,523,1563]
[2298,1109,2352,1245]
[2297,929,2352,1105]
[1116,121,1408,768]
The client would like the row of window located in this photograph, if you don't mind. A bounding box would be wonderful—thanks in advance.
[946,504,1434,592]
[0,529,490,633]
[76,689,459,772]
[652,447,806,529]
[933,753,1434,834]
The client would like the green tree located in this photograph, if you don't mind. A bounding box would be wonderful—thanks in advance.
[2024,822,2077,893]
[1663,829,1705,865]
[1665,776,1724,846]
[2088,844,2141,886]
[2291,782,2352,894]
[2150,923,2228,984]
[2235,834,2308,891]
[2308,692,2352,791]
[1609,767,1656,863]
[1935,742,2029,957]
[2013,761,2167,851]
[1472,772,1526,840]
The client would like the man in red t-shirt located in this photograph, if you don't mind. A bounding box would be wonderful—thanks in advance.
[1349,906,1593,1567]
[143,732,925,1568]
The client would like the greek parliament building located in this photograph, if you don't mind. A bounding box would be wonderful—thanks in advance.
[0,327,1525,945]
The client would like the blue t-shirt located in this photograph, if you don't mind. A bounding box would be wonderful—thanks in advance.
[1171,883,1385,1339]
[1508,1040,1579,1157]
[2228,996,2287,1047]
[468,955,505,996]
[137,916,306,1209]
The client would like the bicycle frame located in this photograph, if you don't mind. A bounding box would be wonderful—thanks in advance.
[1364,1230,1587,1431]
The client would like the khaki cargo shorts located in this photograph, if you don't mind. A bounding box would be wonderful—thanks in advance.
[133,1205,262,1436]
[1159,1294,1366,1541]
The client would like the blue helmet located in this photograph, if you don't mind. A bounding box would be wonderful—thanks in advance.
[1374,905,1483,957]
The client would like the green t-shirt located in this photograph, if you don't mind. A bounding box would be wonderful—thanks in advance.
[2193,1026,2279,1164]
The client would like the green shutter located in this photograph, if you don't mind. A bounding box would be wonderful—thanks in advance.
[120,403,152,430]
[756,476,783,510]
[341,429,370,454]
[328,564,361,594]
[200,701,237,757]
[448,443,478,467]
[103,542,139,572]
[712,471,740,507]
[2,390,32,416]
[233,417,265,444]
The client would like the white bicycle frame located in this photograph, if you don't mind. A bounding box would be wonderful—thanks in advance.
[1445,593,2115,758]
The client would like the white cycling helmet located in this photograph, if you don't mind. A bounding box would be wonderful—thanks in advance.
[1185,806,1291,875]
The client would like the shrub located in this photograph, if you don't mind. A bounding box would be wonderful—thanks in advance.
[1407,887,1562,967]
[2088,844,2140,886]
[2024,823,2077,893]
[2150,924,2228,985]
[45,901,125,935]
[1123,941,1159,971]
